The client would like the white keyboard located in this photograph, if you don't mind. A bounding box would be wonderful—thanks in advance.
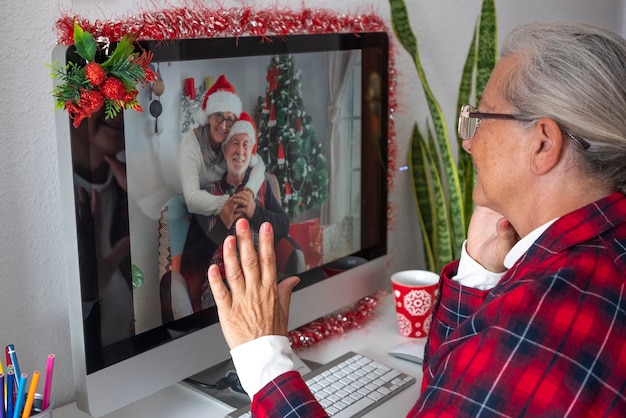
[227,351,416,418]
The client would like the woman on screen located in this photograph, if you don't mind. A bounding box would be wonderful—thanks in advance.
[180,74,266,216]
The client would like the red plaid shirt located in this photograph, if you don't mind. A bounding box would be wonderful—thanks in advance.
[251,193,626,417]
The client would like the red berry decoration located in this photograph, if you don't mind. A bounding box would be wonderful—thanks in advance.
[80,89,105,113]
[52,23,158,125]
[100,77,127,101]
[123,88,138,103]
[85,62,106,86]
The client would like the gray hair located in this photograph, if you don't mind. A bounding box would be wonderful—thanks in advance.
[500,21,626,194]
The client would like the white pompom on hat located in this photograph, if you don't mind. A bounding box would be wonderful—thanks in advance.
[194,75,242,124]
[223,112,258,154]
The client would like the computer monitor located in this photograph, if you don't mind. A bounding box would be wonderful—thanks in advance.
[53,31,389,416]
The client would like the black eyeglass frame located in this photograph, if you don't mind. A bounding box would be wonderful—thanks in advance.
[211,112,237,128]
[457,104,591,149]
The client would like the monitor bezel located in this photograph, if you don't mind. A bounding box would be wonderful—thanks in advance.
[55,30,389,416]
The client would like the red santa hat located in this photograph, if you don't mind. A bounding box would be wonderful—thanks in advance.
[224,112,257,154]
[194,75,242,124]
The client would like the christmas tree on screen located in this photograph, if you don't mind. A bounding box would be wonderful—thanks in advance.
[256,54,329,218]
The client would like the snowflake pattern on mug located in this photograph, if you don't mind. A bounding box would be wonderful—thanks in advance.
[396,312,412,336]
[403,289,432,316]
[422,314,432,335]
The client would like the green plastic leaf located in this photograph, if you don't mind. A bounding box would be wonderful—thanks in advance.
[103,33,136,69]
[132,264,144,289]
[73,21,97,62]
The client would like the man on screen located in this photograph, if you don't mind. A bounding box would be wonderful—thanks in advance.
[181,113,293,312]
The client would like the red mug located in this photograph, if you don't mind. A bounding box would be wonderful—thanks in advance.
[391,270,440,338]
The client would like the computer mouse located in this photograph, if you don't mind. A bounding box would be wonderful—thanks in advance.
[388,339,427,364]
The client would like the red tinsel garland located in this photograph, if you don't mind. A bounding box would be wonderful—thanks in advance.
[55,7,387,44]
[55,5,398,349]
[288,292,384,351]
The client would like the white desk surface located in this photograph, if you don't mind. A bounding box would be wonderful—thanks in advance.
[56,293,424,417]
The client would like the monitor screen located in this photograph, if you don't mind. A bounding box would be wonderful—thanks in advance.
[54,31,389,416]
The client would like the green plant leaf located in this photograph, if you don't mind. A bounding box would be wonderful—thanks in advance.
[416,48,465,264]
[460,0,497,230]
[476,0,498,96]
[457,24,478,111]
[409,124,435,271]
[390,0,497,271]
[396,0,466,262]
[389,0,417,58]
[457,22,479,236]
[424,127,453,272]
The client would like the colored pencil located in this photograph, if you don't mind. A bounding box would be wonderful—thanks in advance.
[12,373,26,418]
[5,347,20,390]
[42,354,55,411]
[4,348,10,370]
[6,370,14,418]
[20,370,39,418]
[0,368,7,418]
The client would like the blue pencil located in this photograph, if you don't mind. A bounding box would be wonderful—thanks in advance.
[5,347,20,390]
[6,370,14,418]
[12,374,27,418]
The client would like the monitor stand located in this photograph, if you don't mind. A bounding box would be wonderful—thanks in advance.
[180,358,249,410]
[180,354,316,410]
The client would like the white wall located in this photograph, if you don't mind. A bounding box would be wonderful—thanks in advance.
[0,0,623,409]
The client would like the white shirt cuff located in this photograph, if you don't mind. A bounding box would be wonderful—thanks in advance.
[453,241,505,291]
[230,335,295,399]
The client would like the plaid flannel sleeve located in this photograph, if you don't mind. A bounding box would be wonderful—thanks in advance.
[251,371,328,418]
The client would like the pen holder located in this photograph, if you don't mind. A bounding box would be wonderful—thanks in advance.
[28,394,53,418]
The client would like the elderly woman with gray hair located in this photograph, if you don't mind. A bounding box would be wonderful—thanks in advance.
[204,20,626,417]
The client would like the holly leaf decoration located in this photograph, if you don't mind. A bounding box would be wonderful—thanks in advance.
[51,22,156,128]
[103,32,137,68]
[73,21,97,62]
[131,264,144,289]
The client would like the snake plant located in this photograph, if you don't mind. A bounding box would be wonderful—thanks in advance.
[389,0,498,272]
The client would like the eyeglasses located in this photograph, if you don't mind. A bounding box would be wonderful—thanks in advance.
[457,104,523,140]
[457,104,591,149]
[212,112,237,128]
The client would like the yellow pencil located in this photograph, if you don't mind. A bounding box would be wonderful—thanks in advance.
[21,370,40,418]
